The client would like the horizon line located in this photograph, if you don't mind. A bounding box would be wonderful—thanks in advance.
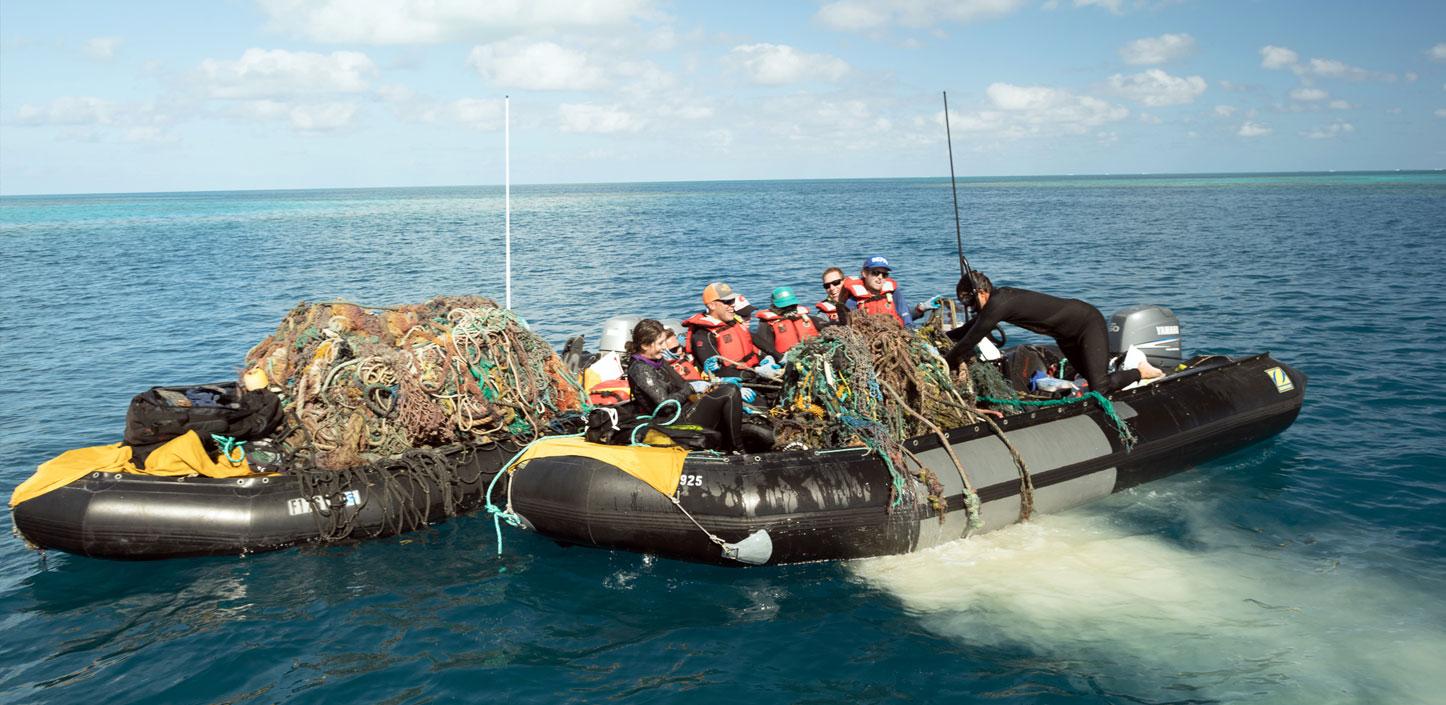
[2,168,1442,199]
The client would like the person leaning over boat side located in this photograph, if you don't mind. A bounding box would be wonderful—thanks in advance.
[943,271,1165,395]
[683,282,762,379]
[626,319,746,452]
[816,267,846,322]
[837,256,914,327]
[754,286,824,360]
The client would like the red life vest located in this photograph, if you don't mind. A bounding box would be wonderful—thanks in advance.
[587,378,632,406]
[815,299,839,322]
[755,307,820,355]
[669,356,704,382]
[842,276,904,326]
[682,312,761,369]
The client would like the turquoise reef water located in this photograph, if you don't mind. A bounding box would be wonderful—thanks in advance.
[2,172,1444,704]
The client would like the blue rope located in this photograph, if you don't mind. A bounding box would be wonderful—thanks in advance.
[210,434,246,465]
[483,432,587,569]
[978,391,1136,450]
[629,398,684,446]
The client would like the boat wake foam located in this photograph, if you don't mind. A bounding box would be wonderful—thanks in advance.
[849,494,1445,703]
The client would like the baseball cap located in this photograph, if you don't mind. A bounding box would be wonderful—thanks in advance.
[862,255,891,271]
[702,282,737,305]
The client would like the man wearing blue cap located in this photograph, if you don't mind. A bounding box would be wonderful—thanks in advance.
[838,255,915,327]
[754,286,825,360]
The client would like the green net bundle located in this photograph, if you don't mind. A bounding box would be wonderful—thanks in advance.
[772,314,978,450]
[244,296,581,470]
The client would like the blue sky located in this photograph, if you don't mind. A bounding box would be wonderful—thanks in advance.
[1,0,1442,195]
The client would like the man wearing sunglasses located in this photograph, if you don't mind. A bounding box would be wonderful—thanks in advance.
[837,256,914,327]
[816,267,845,322]
[682,281,763,379]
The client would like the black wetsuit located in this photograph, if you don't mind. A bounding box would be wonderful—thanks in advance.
[944,287,1142,395]
[626,355,744,451]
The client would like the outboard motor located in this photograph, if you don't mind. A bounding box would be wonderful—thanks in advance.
[1108,305,1182,367]
[599,315,642,354]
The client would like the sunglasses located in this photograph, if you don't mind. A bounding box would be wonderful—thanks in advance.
[822,279,843,290]
[865,269,889,277]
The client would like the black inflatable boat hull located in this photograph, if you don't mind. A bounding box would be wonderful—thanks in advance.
[507,354,1305,566]
[11,444,513,560]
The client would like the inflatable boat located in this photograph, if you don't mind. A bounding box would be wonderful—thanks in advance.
[505,302,1305,566]
[11,442,516,560]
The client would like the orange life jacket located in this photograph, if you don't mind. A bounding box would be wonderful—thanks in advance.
[815,299,839,322]
[682,312,761,369]
[755,307,820,355]
[587,378,632,406]
[669,356,704,382]
[842,276,904,326]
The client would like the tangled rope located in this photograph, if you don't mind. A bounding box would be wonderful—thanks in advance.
[771,314,989,510]
[294,446,487,543]
[245,296,582,471]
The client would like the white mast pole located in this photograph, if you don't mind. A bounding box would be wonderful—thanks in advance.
[504,95,512,310]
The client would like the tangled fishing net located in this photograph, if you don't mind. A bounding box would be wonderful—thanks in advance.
[770,313,993,513]
[772,314,979,448]
[244,296,581,470]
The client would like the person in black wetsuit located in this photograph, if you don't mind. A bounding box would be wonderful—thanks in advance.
[625,319,748,452]
[944,271,1164,395]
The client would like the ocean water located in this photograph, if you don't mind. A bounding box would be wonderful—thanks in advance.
[1,173,1444,704]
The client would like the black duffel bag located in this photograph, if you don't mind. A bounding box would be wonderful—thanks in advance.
[584,402,716,450]
[124,382,283,463]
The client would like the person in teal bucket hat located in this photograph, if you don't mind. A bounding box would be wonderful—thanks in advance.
[754,285,827,361]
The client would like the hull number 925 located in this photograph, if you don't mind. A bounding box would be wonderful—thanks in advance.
[679,474,704,488]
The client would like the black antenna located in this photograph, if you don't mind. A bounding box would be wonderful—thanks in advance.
[943,91,972,281]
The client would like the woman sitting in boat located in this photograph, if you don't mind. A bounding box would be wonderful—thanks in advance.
[944,271,1165,395]
[626,319,748,452]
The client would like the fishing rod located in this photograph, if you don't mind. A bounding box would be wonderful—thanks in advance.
[943,90,972,281]
[943,91,978,324]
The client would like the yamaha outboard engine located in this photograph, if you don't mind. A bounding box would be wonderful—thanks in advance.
[1108,305,1181,367]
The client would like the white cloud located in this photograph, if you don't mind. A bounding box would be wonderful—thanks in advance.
[559,103,644,133]
[84,37,122,61]
[377,88,507,130]
[448,98,504,129]
[1261,45,1392,81]
[727,44,850,85]
[746,97,898,152]
[945,83,1129,138]
[1238,120,1271,137]
[1329,99,1354,110]
[236,100,358,131]
[1436,108,1446,119]
[16,96,118,126]
[1138,112,1162,124]
[1108,69,1207,106]
[1304,57,1375,81]
[123,126,179,144]
[1213,105,1237,117]
[1430,43,1446,62]
[198,49,376,98]
[1074,0,1124,15]
[13,97,179,142]
[1290,87,1328,102]
[815,0,1028,31]
[1260,45,1298,70]
[467,40,606,91]
[1405,72,1419,82]
[1119,33,1196,65]
[257,0,653,44]
[1300,121,1354,139]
